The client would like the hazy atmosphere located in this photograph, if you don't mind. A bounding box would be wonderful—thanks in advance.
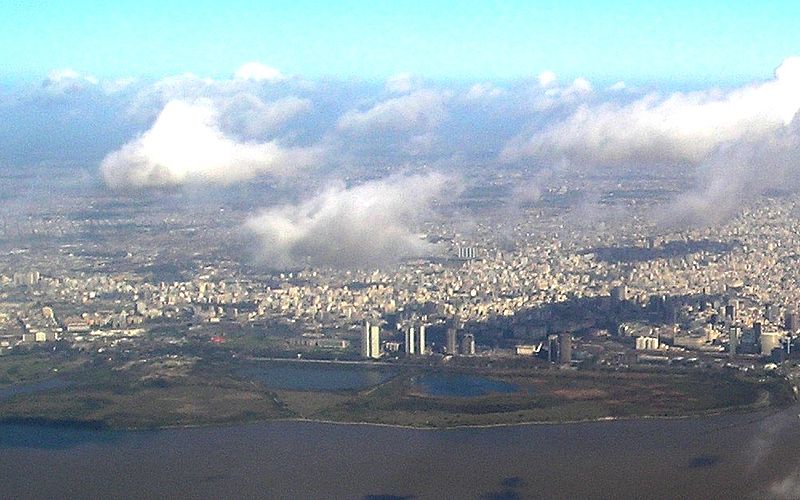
[6,53,800,264]
[4,3,800,500]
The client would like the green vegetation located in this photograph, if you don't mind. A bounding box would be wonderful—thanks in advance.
[0,381,289,429]
[0,353,289,429]
[306,368,783,427]
[0,351,87,386]
[0,352,792,429]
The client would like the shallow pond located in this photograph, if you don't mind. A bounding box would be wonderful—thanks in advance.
[412,373,520,397]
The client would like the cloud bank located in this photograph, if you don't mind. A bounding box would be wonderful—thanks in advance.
[219,94,312,139]
[10,57,800,237]
[244,173,448,268]
[337,89,449,134]
[100,99,321,188]
[662,116,800,226]
[502,57,800,167]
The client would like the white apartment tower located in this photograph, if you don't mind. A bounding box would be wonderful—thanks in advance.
[405,326,415,355]
[362,321,382,359]
[405,324,426,355]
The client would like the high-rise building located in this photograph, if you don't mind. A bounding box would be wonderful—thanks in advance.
[370,324,380,359]
[460,333,475,355]
[405,326,416,355]
[547,333,571,364]
[362,321,382,359]
[361,321,371,358]
[559,333,571,364]
[785,312,798,334]
[404,324,427,355]
[725,301,737,322]
[729,326,740,356]
[753,322,763,346]
[547,334,559,363]
[446,327,457,354]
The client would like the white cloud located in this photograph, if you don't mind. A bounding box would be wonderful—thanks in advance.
[608,81,627,91]
[502,57,800,166]
[101,77,138,94]
[234,62,285,82]
[42,68,99,93]
[568,77,593,94]
[244,173,448,268]
[464,83,505,100]
[125,73,217,120]
[337,89,449,133]
[46,68,98,85]
[537,70,557,87]
[385,72,419,94]
[660,116,800,227]
[220,94,312,138]
[100,99,321,189]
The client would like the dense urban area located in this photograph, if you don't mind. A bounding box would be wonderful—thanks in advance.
[0,168,796,428]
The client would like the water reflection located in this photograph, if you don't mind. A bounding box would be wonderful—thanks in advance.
[1,403,800,499]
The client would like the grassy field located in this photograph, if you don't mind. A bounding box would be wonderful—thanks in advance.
[0,352,792,429]
[0,354,290,428]
[301,368,789,427]
[0,351,87,386]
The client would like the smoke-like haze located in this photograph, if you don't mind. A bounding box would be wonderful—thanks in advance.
[100,99,322,189]
[244,173,449,269]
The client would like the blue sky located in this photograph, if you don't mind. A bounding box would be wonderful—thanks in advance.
[2,1,799,85]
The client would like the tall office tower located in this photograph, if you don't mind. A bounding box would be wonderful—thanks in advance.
[785,312,798,334]
[753,322,763,346]
[417,324,426,355]
[547,334,559,362]
[361,321,371,358]
[405,326,415,355]
[446,327,457,354]
[559,333,572,364]
[725,301,737,322]
[729,325,740,356]
[369,324,381,359]
[460,333,475,355]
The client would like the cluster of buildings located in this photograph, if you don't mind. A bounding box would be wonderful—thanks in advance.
[5,176,800,371]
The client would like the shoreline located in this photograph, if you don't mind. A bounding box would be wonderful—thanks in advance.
[1,400,788,433]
